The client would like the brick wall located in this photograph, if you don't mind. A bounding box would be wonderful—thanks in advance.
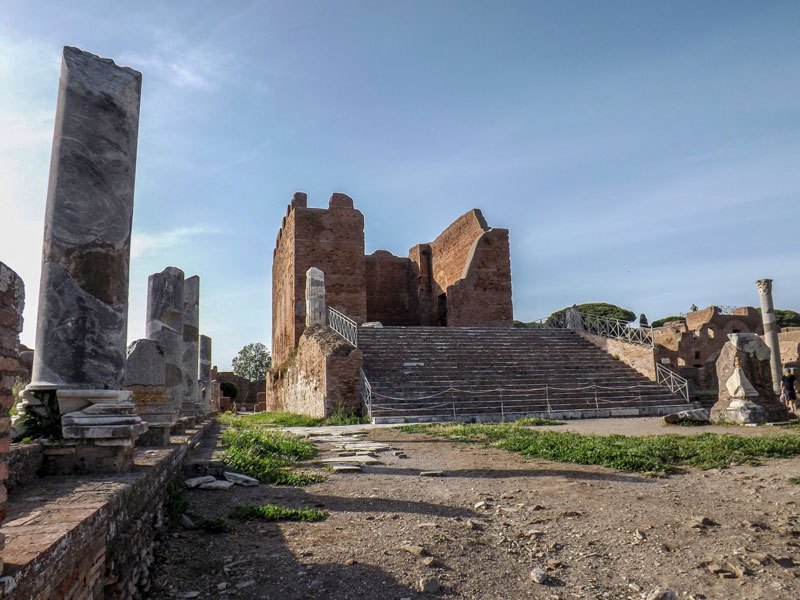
[267,325,363,417]
[365,251,417,325]
[271,193,366,367]
[0,262,24,574]
[216,372,266,406]
[577,331,657,380]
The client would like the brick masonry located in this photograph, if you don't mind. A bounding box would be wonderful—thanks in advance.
[0,262,24,575]
[267,325,363,417]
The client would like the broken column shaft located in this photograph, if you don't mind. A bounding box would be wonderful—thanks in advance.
[181,275,200,418]
[756,279,782,394]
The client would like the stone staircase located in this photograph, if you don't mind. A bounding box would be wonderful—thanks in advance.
[358,327,696,424]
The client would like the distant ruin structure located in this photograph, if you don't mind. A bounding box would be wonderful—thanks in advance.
[271,192,513,368]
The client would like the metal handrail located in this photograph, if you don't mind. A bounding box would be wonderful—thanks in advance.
[534,309,654,347]
[359,368,372,418]
[655,363,690,402]
[327,307,358,347]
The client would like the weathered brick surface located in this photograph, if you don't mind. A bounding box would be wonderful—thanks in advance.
[6,442,44,490]
[216,372,266,409]
[779,328,800,368]
[0,423,208,599]
[268,325,363,417]
[272,193,367,367]
[577,331,657,380]
[365,251,417,325]
[0,261,24,574]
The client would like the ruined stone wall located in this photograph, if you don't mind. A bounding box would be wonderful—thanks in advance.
[365,251,418,325]
[429,209,489,294]
[447,228,513,327]
[216,371,265,407]
[653,306,763,371]
[271,193,366,367]
[779,329,800,368]
[577,331,657,380]
[0,262,24,572]
[268,326,363,418]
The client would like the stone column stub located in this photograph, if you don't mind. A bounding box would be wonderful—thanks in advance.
[146,267,185,420]
[756,278,782,393]
[181,275,201,416]
[306,267,326,327]
[199,334,212,415]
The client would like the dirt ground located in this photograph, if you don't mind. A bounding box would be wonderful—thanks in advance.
[147,419,800,600]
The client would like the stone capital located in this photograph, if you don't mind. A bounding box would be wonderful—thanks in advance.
[755,278,773,296]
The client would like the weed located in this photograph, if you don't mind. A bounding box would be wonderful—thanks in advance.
[230,503,326,522]
[400,423,800,476]
[220,427,323,485]
[789,476,800,485]
[513,417,565,427]
[195,517,233,533]
[217,410,368,428]
[165,481,188,523]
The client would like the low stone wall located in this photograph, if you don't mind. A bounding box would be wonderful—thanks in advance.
[5,443,43,490]
[0,422,209,599]
[576,331,656,380]
[267,325,363,417]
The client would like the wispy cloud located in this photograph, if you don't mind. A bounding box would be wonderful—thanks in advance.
[131,225,226,259]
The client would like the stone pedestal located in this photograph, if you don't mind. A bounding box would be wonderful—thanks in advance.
[181,275,200,417]
[146,267,185,423]
[199,335,212,415]
[21,47,144,470]
[124,339,176,446]
[42,390,148,473]
[711,333,790,424]
[756,279,782,393]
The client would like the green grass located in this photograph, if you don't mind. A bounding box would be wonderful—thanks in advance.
[789,476,800,485]
[217,410,369,428]
[221,427,324,486]
[165,481,189,523]
[194,517,233,533]
[400,423,800,476]
[514,417,565,427]
[230,503,327,522]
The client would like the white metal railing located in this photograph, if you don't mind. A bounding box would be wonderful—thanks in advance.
[359,368,372,417]
[327,307,358,347]
[535,309,654,347]
[655,363,690,402]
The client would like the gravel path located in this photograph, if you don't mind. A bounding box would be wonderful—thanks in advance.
[147,420,800,599]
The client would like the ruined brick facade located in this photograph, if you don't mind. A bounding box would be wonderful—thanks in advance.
[271,194,513,368]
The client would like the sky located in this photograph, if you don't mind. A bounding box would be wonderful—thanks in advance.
[1,0,799,369]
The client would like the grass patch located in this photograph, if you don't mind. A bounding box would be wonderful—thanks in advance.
[217,410,369,429]
[165,481,188,523]
[400,423,800,476]
[789,476,800,485]
[230,503,326,522]
[195,517,233,533]
[221,427,323,486]
[514,417,565,427]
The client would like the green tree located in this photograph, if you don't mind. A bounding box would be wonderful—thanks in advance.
[651,316,684,328]
[550,302,636,323]
[755,308,800,328]
[232,343,271,381]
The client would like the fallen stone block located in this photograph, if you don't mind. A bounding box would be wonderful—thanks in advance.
[223,472,260,487]
[185,475,216,488]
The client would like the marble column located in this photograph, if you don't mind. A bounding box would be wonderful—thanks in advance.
[181,275,200,418]
[22,47,146,471]
[306,267,326,326]
[199,334,212,415]
[756,279,782,394]
[146,267,185,422]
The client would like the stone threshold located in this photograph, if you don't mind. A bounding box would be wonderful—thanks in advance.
[0,420,213,599]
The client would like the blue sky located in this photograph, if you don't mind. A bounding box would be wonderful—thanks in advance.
[1,1,799,369]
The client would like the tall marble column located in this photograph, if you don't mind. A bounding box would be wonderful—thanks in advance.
[199,335,212,415]
[181,275,200,417]
[146,267,185,421]
[756,279,782,394]
[23,47,146,471]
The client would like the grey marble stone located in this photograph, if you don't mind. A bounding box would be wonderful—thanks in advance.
[305,267,326,326]
[29,47,141,391]
[199,335,212,384]
[146,267,185,417]
[124,338,166,387]
[181,275,200,415]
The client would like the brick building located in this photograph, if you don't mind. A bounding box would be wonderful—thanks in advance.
[270,192,513,368]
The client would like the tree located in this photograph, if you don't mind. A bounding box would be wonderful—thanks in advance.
[651,316,683,328]
[755,308,800,328]
[549,302,636,324]
[232,343,271,381]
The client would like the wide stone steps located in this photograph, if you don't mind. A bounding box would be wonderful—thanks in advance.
[358,327,694,423]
